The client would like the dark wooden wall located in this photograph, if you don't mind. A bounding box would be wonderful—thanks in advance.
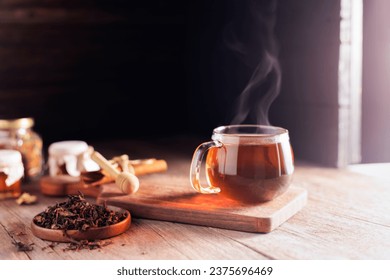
[0,0,190,143]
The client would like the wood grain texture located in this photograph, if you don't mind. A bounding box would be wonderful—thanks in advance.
[97,181,307,233]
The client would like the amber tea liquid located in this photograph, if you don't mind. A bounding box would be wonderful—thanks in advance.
[206,142,294,203]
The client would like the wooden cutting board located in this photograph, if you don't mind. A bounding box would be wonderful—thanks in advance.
[94,176,307,233]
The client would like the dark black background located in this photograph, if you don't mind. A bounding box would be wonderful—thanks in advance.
[0,0,285,144]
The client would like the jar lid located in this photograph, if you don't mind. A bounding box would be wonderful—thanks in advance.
[49,141,89,156]
[0,118,34,130]
[0,150,23,164]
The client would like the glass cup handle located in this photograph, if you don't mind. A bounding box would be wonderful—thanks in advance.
[190,140,222,194]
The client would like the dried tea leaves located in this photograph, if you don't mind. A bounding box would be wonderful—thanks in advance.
[33,193,127,231]
[64,240,113,251]
[13,241,34,252]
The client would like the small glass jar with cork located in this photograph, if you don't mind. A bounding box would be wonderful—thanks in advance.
[47,140,100,177]
[0,117,43,180]
[0,150,24,199]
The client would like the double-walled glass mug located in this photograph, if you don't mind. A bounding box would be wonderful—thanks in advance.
[190,125,294,204]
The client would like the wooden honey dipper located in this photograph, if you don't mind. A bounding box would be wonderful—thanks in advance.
[90,151,139,194]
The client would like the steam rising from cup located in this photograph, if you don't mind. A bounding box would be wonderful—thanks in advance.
[226,0,281,126]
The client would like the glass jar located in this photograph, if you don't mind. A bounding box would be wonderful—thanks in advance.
[0,150,24,199]
[0,118,43,180]
[48,140,99,177]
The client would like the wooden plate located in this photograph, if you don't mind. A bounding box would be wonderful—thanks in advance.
[31,208,131,242]
[39,175,102,197]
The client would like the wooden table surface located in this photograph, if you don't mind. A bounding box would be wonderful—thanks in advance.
[1,137,389,260]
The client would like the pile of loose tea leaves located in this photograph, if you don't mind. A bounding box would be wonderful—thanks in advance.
[33,193,127,231]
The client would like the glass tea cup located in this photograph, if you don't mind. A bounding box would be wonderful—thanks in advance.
[190,125,294,204]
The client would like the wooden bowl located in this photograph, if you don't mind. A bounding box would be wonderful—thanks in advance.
[31,208,131,242]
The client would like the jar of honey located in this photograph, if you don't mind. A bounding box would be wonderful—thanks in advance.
[0,118,43,180]
[0,150,24,199]
[48,140,99,177]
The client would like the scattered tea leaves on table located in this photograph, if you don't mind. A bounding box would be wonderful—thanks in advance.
[41,242,59,251]
[13,241,34,252]
[64,240,113,251]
